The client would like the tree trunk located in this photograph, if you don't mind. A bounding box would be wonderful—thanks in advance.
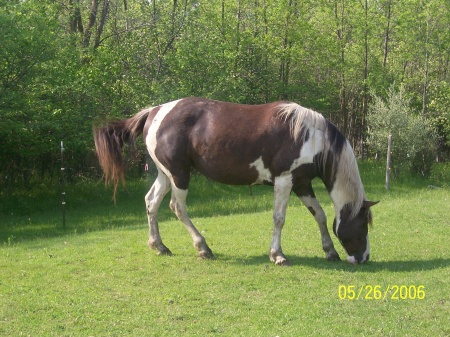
[69,0,84,34]
[422,17,430,115]
[335,0,348,135]
[94,0,110,49]
[383,0,391,68]
[361,0,369,158]
[123,0,129,31]
[279,0,294,99]
[83,0,99,48]
[234,0,241,75]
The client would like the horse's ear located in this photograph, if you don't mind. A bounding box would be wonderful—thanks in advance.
[363,200,379,208]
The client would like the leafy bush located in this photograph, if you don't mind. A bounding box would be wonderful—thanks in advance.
[366,85,437,176]
[430,162,450,187]
[429,82,450,148]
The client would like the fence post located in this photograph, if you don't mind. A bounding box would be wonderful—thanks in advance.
[385,134,392,190]
[61,141,66,228]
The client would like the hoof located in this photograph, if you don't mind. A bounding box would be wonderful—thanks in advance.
[274,257,290,266]
[157,248,173,256]
[269,249,289,266]
[198,249,215,260]
[149,241,173,256]
[326,251,341,261]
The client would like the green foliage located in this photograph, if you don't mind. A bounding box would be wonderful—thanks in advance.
[0,0,96,188]
[430,162,450,187]
[429,81,450,149]
[1,0,450,190]
[366,85,437,175]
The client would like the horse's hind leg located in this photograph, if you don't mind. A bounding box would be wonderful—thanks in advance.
[146,170,172,255]
[170,186,214,259]
[295,186,340,261]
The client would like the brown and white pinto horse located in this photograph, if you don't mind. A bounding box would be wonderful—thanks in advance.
[94,97,378,265]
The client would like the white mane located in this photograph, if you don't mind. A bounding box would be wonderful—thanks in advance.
[333,141,366,219]
[277,102,366,219]
[277,103,326,142]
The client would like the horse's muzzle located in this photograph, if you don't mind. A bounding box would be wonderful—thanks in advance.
[347,254,369,264]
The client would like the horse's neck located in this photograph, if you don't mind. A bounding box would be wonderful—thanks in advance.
[328,145,365,218]
[330,175,358,215]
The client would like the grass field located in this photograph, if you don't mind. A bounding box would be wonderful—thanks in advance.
[1,162,449,336]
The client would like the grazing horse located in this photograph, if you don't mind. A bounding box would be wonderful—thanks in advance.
[94,97,378,265]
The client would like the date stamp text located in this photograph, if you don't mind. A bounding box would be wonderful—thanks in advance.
[338,285,425,300]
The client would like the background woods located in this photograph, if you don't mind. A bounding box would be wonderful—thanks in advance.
[1,0,449,189]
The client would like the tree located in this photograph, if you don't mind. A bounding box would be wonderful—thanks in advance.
[1,0,449,190]
[366,85,437,175]
[0,1,66,188]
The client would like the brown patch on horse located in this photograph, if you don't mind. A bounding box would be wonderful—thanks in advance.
[152,98,297,188]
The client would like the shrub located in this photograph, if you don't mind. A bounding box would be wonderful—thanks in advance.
[366,85,437,176]
[430,162,450,187]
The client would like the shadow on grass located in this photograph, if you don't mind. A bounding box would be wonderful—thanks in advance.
[0,190,271,244]
[224,254,450,272]
[2,171,446,245]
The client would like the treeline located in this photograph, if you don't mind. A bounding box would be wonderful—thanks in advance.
[1,0,449,189]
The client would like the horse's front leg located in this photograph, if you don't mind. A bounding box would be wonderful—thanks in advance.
[269,176,293,266]
[146,171,172,255]
[296,189,340,261]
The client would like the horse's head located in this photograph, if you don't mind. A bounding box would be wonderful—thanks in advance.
[333,200,379,264]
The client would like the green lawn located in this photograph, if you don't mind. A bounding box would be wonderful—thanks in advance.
[1,162,449,336]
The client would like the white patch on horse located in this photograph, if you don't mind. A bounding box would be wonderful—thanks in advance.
[347,256,358,265]
[330,188,346,236]
[146,99,182,180]
[249,156,272,184]
[270,175,293,264]
[362,234,370,262]
[288,128,324,173]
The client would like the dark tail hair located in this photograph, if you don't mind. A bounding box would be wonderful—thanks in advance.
[93,108,151,200]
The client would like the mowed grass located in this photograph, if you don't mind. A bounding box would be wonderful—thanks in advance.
[0,162,449,336]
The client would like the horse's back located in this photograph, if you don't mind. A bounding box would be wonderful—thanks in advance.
[146,98,297,186]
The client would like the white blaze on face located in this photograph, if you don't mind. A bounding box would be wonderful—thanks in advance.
[146,99,182,179]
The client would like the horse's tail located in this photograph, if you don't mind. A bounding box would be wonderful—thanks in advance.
[94,108,151,200]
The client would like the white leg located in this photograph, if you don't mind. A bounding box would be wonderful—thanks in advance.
[170,186,214,259]
[269,176,293,266]
[300,195,340,261]
[146,170,172,255]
